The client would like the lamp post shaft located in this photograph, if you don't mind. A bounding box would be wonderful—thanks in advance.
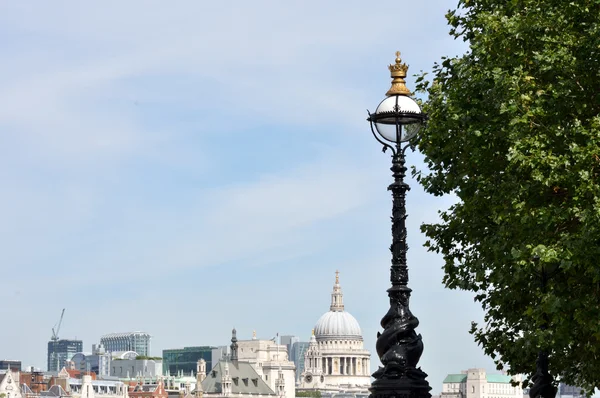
[389,149,410,287]
[369,147,431,398]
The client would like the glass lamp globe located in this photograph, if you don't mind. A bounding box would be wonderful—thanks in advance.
[373,95,423,143]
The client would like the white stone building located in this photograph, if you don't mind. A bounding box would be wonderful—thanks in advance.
[195,331,282,398]
[298,271,371,396]
[236,335,295,398]
[0,369,22,398]
[441,369,523,398]
[69,375,129,398]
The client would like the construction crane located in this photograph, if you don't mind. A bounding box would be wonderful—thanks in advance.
[51,308,65,341]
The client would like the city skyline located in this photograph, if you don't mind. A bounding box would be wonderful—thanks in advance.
[0,0,496,394]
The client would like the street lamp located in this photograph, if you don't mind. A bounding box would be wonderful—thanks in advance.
[367,52,431,398]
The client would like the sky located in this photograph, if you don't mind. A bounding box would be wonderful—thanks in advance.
[0,0,498,393]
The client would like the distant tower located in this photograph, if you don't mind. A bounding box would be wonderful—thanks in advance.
[304,329,322,375]
[196,359,206,398]
[276,364,286,398]
[230,328,238,363]
[221,361,232,397]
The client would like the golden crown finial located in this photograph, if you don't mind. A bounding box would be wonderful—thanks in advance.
[311,329,315,336]
[335,270,339,284]
[386,51,411,96]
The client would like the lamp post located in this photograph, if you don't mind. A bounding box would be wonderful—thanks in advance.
[529,255,557,398]
[367,52,431,398]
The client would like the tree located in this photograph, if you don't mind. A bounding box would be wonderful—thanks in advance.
[414,0,600,393]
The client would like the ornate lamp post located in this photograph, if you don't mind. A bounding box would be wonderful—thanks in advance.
[367,52,431,398]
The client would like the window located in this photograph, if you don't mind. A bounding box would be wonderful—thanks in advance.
[472,386,475,393]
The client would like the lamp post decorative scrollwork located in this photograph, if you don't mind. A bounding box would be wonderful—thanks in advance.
[367,52,431,398]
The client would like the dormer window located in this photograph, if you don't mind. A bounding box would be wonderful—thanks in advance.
[242,378,249,386]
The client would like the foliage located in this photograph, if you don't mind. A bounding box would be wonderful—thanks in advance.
[296,391,322,398]
[135,356,162,360]
[414,0,600,393]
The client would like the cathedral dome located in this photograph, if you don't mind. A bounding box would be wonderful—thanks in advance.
[314,310,362,339]
[313,271,363,340]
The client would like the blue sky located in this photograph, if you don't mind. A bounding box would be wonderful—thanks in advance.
[0,0,497,393]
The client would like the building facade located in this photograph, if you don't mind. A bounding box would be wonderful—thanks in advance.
[441,369,523,398]
[197,331,281,398]
[48,339,83,372]
[100,333,151,357]
[162,347,216,376]
[111,357,162,379]
[0,369,23,398]
[70,344,111,377]
[235,333,295,398]
[128,378,167,398]
[298,271,371,397]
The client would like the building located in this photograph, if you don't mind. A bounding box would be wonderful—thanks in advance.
[162,347,216,376]
[235,332,295,398]
[289,342,309,381]
[128,378,167,398]
[48,339,83,372]
[197,331,280,398]
[278,336,309,381]
[110,354,162,379]
[0,369,23,398]
[279,336,299,358]
[70,344,111,377]
[558,383,584,398]
[19,370,47,394]
[298,271,371,397]
[65,371,128,398]
[0,360,21,372]
[441,368,523,398]
[100,333,151,357]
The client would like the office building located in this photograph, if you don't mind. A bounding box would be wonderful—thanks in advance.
[100,332,151,356]
[280,336,299,356]
[0,360,21,372]
[162,346,216,375]
[290,342,309,380]
[70,344,111,377]
[110,355,162,378]
[48,339,83,372]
